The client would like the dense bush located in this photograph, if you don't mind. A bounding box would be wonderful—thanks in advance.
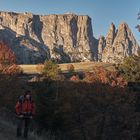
[0,76,22,109]
[0,42,16,64]
[30,62,140,140]
[84,66,127,87]
[32,80,137,140]
[31,67,137,139]
[42,60,61,80]
[116,52,140,82]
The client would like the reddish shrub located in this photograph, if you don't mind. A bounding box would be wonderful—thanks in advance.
[83,66,127,87]
[70,74,79,81]
[2,64,22,75]
[0,42,16,64]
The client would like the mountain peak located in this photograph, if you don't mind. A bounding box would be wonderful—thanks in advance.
[110,22,116,29]
[100,22,139,63]
[118,22,128,27]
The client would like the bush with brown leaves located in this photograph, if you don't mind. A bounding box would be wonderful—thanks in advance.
[83,66,127,87]
[0,64,22,75]
[0,42,16,64]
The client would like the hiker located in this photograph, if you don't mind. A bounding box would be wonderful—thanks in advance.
[15,90,36,139]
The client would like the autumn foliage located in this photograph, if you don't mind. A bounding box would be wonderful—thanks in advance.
[0,42,22,76]
[70,74,79,81]
[83,66,127,87]
[0,42,16,64]
[0,64,22,76]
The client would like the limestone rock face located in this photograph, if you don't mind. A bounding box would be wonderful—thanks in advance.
[97,36,106,61]
[101,22,139,63]
[106,23,116,48]
[0,11,95,64]
[112,23,139,62]
[101,23,116,62]
[0,11,139,64]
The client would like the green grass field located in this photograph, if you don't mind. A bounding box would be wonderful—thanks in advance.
[19,62,114,74]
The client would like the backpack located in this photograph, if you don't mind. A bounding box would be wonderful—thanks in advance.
[16,95,34,116]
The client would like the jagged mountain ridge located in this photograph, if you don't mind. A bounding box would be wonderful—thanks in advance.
[0,11,139,64]
[100,22,139,63]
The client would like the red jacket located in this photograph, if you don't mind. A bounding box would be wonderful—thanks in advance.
[15,99,36,116]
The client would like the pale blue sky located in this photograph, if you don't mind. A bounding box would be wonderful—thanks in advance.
[0,0,140,44]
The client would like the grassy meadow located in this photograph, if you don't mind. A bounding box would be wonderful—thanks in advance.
[19,61,114,74]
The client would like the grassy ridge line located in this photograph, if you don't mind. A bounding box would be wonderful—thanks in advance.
[19,62,113,74]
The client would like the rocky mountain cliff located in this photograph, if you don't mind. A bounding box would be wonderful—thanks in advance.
[0,11,95,64]
[99,22,139,63]
[0,11,139,64]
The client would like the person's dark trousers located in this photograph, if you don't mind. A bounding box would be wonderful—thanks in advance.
[17,117,30,138]
[24,118,30,138]
[17,118,23,137]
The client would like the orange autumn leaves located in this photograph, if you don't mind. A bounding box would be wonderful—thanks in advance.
[83,66,127,87]
[0,42,16,64]
[0,42,22,75]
